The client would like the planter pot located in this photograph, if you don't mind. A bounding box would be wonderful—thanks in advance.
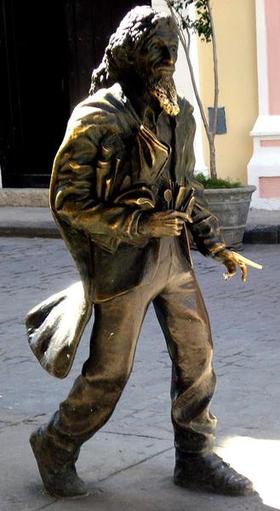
[204,185,256,249]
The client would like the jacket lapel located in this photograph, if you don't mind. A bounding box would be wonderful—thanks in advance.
[134,124,170,184]
[173,101,186,185]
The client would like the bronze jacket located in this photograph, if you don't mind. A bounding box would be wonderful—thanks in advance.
[26,83,225,378]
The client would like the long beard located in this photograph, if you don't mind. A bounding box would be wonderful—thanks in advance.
[149,76,180,116]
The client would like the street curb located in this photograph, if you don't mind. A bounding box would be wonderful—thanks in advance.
[243,225,280,244]
[0,188,49,207]
[0,191,279,243]
[0,226,60,238]
[0,223,279,243]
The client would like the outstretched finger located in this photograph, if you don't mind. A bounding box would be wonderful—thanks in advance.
[225,260,236,274]
[223,270,236,281]
[239,263,248,283]
[231,251,263,270]
[223,260,236,281]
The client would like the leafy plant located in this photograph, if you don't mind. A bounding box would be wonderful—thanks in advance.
[166,0,219,180]
[195,172,242,189]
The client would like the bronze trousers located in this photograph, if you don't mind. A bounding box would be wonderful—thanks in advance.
[46,238,217,459]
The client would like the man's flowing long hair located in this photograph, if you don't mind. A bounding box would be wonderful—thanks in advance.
[89,6,173,95]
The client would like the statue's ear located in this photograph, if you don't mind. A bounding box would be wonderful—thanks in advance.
[109,47,129,75]
[116,46,136,68]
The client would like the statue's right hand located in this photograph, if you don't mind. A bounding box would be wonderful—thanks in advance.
[138,210,186,238]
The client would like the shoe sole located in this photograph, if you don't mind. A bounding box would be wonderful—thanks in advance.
[174,475,255,497]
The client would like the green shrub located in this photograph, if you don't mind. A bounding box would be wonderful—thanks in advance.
[195,172,242,189]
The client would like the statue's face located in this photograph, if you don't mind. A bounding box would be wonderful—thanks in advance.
[136,19,178,82]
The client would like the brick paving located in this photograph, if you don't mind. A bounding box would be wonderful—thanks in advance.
[0,237,279,510]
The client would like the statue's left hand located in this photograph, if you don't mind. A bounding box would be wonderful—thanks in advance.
[213,249,263,282]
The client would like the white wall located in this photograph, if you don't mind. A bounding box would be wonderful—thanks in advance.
[152,0,207,173]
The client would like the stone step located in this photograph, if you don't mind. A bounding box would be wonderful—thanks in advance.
[0,188,49,207]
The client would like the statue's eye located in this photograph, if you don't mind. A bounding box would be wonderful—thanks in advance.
[150,42,161,51]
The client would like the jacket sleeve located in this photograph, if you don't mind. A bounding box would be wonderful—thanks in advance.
[179,101,226,256]
[51,122,145,252]
[189,184,226,256]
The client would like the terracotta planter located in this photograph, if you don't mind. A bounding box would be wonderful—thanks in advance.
[204,185,256,249]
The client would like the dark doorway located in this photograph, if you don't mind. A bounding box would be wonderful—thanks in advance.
[65,0,152,110]
[0,0,151,188]
[0,1,70,187]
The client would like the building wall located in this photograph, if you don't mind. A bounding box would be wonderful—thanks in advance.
[197,0,258,184]
[247,0,280,209]
[152,0,208,173]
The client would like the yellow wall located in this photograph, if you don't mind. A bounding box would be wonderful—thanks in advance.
[197,0,258,184]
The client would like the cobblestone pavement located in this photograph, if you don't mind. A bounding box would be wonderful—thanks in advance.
[0,238,279,511]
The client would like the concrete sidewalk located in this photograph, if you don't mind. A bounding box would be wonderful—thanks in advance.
[0,206,58,238]
[244,209,280,244]
[0,238,280,511]
[0,205,279,242]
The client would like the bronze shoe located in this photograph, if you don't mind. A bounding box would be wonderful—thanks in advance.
[174,451,255,496]
[30,427,88,498]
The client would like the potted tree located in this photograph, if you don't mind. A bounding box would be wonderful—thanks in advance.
[166,0,256,248]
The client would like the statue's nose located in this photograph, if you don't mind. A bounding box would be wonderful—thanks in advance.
[162,46,176,65]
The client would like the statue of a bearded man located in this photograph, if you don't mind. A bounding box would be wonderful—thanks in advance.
[26,5,255,499]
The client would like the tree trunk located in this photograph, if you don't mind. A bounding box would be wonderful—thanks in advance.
[209,135,217,179]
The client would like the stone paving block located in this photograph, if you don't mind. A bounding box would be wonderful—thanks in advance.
[0,240,280,511]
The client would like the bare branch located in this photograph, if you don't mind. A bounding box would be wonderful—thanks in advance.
[166,0,220,178]
[166,1,211,145]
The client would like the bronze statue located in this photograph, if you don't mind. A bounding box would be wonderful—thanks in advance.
[26,6,261,499]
